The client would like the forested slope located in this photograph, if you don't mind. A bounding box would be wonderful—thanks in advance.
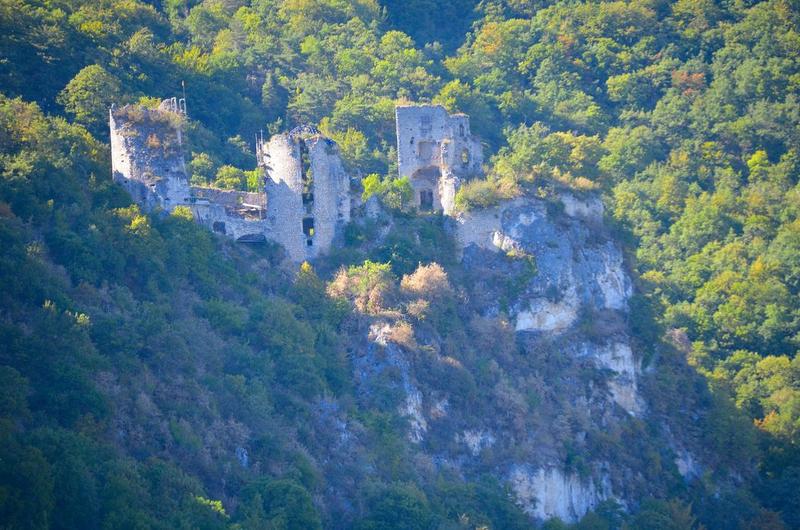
[1,0,799,528]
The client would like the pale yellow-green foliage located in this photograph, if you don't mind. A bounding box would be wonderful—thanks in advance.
[387,320,417,350]
[171,205,194,221]
[327,261,396,315]
[454,176,519,213]
[400,263,451,298]
[195,496,228,518]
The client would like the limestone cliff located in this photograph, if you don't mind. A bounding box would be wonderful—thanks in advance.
[334,191,698,525]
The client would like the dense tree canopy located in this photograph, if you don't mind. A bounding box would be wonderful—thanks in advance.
[2,0,800,527]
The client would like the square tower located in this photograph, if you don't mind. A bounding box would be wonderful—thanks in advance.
[395,104,483,214]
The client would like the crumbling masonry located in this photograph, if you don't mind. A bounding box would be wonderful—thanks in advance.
[395,104,483,214]
[109,99,350,262]
[257,126,351,261]
[110,99,482,261]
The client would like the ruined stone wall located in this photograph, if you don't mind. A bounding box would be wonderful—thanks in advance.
[262,130,351,262]
[190,201,270,242]
[109,104,191,212]
[112,100,350,261]
[395,104,483,214]
[190,187,266,210]
[263,133,305,261]
[306,135,351,258]
[189,187,268,242]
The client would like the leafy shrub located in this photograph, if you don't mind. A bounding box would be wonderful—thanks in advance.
[327,261,396,314]
[400,263,452,298]
[362,174,414,211]
[454,177,518,212]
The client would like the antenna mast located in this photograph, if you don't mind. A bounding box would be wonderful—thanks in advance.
[180,80,188,116]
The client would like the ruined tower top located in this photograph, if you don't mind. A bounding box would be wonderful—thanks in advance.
[109,99,191,212]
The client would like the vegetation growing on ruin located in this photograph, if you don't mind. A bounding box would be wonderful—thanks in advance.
[2,0,800,527]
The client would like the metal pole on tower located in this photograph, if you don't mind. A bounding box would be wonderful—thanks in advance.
[181,80,187,116]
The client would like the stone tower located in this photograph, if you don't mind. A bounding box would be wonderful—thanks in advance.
[260,126,351,262]
[109,98,191,212]
[395,104,483,214]
[111,98,351,263]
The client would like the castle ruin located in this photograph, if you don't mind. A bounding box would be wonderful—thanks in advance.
[109,98,192,212]
[258,126,351,261]
[395,104,483,214]
[110,99,482,262]
[109,99,350,262]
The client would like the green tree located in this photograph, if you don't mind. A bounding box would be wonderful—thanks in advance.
[57,65,122,134]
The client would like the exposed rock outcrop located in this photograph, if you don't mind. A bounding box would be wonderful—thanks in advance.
[458,197,632,334]
[509,466,611,523]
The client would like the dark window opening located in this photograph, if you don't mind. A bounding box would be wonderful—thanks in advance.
[459,124,465,137]
[307,239,313,247]
[302,192,314,214]
[213,221,226,234]
[299,139,314,198]
[419,190,434,211]
[420,115,432,135]
[410,136,414,146]
[303,217,315,238]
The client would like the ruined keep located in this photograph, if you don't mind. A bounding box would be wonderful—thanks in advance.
[258,126,351,262]
[109,98,192,212]
[395,104,483,214]
[110,100,350,263]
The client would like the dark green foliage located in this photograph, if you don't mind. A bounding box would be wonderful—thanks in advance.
[371,215,456,277]
[362,174,414,212]
[0,96,344,527]
[625,498,699,530]
[356,482,433,530]
[379,0,479,51]
[2,0,800,527]
[239,479,321,530]
[429,476,531,529]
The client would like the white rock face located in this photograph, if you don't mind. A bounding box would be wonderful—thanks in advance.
[675,449,701,480]
[367,322,429,443]
[430,397,449,420]
[456,206,504,252]
[560,193,604,223]
[509,467,607,523]
[515,287,579,332]
[596,252,632,311]
[368,322,392,346]
[587,342,644,416]
[459,429,496,456]
[403,389,427,443]
[508,209,540,238]
[492,231,524,253]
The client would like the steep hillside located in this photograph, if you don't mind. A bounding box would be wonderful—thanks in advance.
[0,94,767,528]
[2,0,800,528]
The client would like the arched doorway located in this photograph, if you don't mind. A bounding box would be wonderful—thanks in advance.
[411,166,441,211]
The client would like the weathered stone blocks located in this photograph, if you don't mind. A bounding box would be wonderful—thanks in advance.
[395,104,483,214]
